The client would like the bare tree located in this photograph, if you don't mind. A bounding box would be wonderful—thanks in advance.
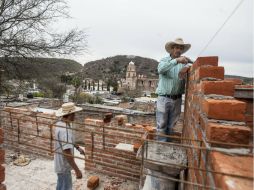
[0,0,87,57]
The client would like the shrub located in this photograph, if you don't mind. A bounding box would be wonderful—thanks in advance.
[75,93,102,104]
[33,92,44,97]
[150,93,158,98]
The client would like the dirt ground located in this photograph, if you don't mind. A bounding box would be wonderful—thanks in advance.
[4,148,139,190]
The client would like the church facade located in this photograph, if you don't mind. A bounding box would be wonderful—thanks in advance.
[120,61,158,93]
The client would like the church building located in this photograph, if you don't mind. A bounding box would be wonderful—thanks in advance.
[120,61,158,93]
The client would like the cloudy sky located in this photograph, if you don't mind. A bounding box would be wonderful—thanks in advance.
[59,0,253,77]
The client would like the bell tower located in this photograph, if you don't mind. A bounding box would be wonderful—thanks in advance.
[125,61,137,90]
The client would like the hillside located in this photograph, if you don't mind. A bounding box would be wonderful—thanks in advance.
[225,75,253,85]
[82,55,159,80]
[0,57,83,80]
[0,56,252,85]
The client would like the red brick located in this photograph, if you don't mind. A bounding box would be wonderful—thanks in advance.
[243,100,253,115]
[145,126,156,139]
[246,122,253,128]
[210,152,253,190]
[0,129,3,144]
[133,143,142,153]
[132,124,144,129]
[0,149,5,164]
[192,56,219,71]
[145,125,156,132]
[196,126,203,141]
[200,81,235,96]
[245,114,253,122]
[205,173,216,189]
[84,118,96,125]
[195,170,204,188]
[221,175,252,190]
[115,115,128,125]
[206,123,251,146]
[195,66,224,80]
[188,168,197,185]
[125,123,133,128]
[87,175,99,189]
[84,118,104,126]
[103,113,113,123]
[202,99,246,121]
[95,119,104,126]
[224,78,243,85]
[0,184,6,190]
[0,165,5,183]
[189,73,195,81]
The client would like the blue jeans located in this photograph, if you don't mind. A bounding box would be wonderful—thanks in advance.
[56,171,72,190]
[156,96,182,142]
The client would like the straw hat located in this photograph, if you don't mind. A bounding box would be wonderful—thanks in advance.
[165,38,191,54]
[13,155,31,166]
[55,102,82,117]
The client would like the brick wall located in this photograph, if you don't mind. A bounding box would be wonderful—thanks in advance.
[1,106,156,182]
[83,117,155,181]
[0,119,6,190]
[2,107,56,158]
[74,106,156,143]
[183,56,253,190]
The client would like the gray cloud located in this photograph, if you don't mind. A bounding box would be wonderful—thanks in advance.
[60,0,253,77]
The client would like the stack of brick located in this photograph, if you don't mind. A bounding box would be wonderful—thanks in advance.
[84,115,156,181]
[0,123,6,190]
[183,56,253,190]
[2,107,56,158]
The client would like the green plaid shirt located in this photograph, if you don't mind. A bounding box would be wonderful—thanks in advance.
[156,55,186,95]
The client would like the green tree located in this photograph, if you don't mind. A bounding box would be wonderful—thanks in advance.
[92,81,95,91]
[97,80,100,91]
[74,92,102,104]
[88,81,91,90]
[84,80,87,90]
[61,74,73,86]
[38,77,66,98]
[71,75,82,102]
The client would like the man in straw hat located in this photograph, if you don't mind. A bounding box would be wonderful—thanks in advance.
[156,38,192,142]
[54,102,83,190]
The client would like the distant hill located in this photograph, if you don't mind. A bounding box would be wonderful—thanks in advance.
[0,56,252,85]
[225,75,253,85]
[82,55,159,80]
[0,57,83,80]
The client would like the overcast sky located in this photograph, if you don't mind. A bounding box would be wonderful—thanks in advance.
[59,0,253,77]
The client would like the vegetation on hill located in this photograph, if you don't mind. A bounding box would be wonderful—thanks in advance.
[0,57,83,80]
[225,75,253,85]
[82,55,159,80]
[2,56,252,85]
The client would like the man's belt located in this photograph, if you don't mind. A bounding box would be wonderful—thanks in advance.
[160,94,182,100]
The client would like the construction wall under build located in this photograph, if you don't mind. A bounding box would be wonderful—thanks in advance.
[83,117,155,181]
[0,56,253,190]
[0,120,5,190]
[183,56,253,190]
